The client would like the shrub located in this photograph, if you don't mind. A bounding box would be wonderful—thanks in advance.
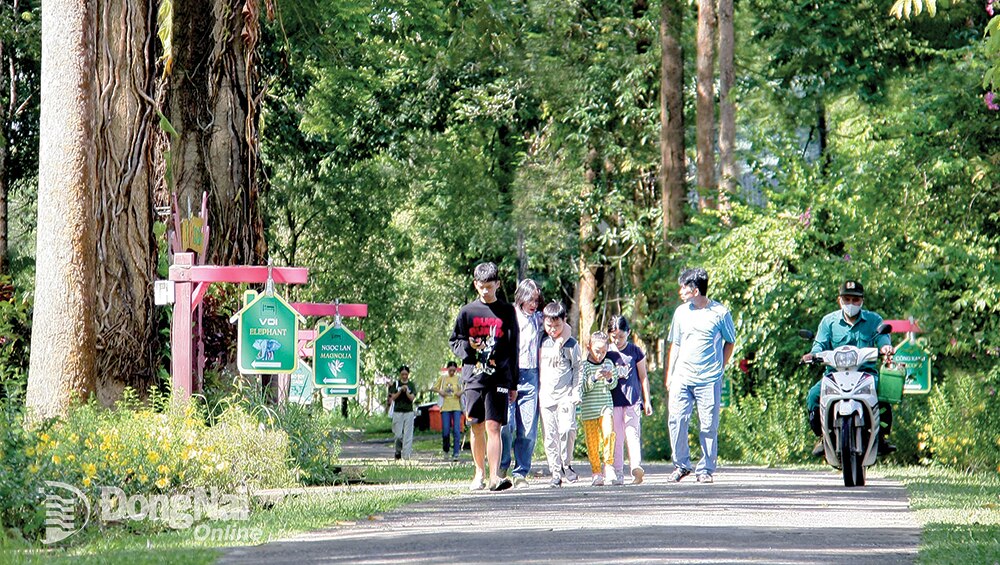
[922,366,1000,474]
[0,391,45,544]
[719,379,813,465]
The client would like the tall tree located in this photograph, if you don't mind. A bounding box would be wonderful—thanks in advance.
[92,0,161,403]
[660,0,686,237]
[169,0,268,266]
[27,0,98,419]
[695,0,717,208]
[717,0,736,208]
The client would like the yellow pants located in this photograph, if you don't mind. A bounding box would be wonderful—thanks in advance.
[582,414,615,474]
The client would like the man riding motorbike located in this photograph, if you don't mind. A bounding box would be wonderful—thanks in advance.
[801,280,897,456]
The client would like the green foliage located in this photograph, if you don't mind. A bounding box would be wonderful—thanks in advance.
[920,366,1000,473]
[0,390,45,546]
[0,283,31,400]
[718,380,815,465]
[3,390,297,542]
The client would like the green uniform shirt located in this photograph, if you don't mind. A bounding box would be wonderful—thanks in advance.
[810,309,891,374]
[580,358,615,420]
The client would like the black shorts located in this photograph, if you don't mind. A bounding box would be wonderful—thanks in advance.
[462,387,509,425]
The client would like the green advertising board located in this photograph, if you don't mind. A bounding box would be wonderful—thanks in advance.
[313,323,364,395]
[893,339,932,394]
[288,361,315,405]
[236,290,304,375]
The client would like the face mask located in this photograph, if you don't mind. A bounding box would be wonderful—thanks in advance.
[842,303,861,318]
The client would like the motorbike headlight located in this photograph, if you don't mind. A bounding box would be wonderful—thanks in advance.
[834,350,858,369]
[821,377,839,397]
[855,375,876,397]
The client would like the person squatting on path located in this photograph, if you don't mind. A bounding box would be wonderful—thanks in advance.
[500,278,544,487]
[580,332,617,487]
[449,262,519,492]
[801,279,896,456]
[607,315,651,485]
[387,365,416,460]
[666,268,736,484]
[435,360,464,460]
[538,301,582,487]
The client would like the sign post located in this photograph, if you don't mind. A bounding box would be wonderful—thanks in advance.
[882,318,931,395]
[235,290,305,375]
[312,318,365,396]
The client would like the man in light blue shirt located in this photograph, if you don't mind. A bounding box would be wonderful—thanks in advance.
[665,268,736,483]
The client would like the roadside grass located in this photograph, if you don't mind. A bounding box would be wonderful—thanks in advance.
[3,430,468,565]
[3,488,456,565]
[878,466,1000,564]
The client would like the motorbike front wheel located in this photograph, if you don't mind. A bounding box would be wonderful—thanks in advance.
[840,418,865,487]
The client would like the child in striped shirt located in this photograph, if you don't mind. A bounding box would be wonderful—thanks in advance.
[580,331,617,486]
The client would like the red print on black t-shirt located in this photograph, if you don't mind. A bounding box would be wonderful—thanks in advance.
[470,316,505,339]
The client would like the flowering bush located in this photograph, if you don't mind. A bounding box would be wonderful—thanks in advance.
[0,390,299,543]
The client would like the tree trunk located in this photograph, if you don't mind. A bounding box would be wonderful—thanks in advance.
[91,0,161,405]
[695,0,717,209]
[169,0,266,266]
[718,0,736,212]
[27,0,98,420]
[574,149,600,346]
[660,0,686,238]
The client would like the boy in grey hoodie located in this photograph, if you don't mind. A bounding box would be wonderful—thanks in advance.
[538,301,582,487]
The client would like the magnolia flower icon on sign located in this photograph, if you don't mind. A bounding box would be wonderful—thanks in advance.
[328,360,345,377]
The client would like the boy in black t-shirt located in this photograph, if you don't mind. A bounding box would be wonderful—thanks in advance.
[449,262,519,492]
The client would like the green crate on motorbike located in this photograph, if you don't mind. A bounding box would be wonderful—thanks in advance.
[877,363,905,403]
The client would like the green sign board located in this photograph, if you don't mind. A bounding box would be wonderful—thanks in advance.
[313,323,364,393]
[322,386,358,397]
[288,361,315,405]
[236,290,304,375]
[893,339,932,395]
[720,375,732,408]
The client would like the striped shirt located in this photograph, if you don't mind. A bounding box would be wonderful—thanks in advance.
[580,357,615,420]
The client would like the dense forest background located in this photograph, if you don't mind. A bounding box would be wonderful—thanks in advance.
[2,0,998,468]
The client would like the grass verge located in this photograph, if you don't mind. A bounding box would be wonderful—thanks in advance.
[878,466,1000,564]
[3,488,455,565]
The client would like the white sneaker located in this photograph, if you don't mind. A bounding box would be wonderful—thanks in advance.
[565,466,579,483]
[591,473,605,486]
[631,466,645,485]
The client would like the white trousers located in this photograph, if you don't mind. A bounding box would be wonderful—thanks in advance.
[540,400,577,476]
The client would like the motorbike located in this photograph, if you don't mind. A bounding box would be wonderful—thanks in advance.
[799,323,893,487]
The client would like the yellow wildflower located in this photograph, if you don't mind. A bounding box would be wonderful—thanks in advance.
[40,433,50,443]
[28,464,39,474]
[66,454,76,462]
[155,477,169,489]
[24,446,35,457]
[138,473,148,484]
[157,464,170,475]
[51,454,61,465]
[82,463,97,478]
[84,438,94,449]
[147,451,160,464]
[82,477,92,487]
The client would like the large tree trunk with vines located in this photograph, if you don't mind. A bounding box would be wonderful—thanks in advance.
[169,0,266,266]
[660,0,686,238]
[27,0,98,420]
[91,0,162,404]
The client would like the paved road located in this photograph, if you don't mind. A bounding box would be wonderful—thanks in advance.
[223,464,919,564]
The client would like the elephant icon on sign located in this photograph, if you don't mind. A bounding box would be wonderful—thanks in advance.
[252,339,282,360]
